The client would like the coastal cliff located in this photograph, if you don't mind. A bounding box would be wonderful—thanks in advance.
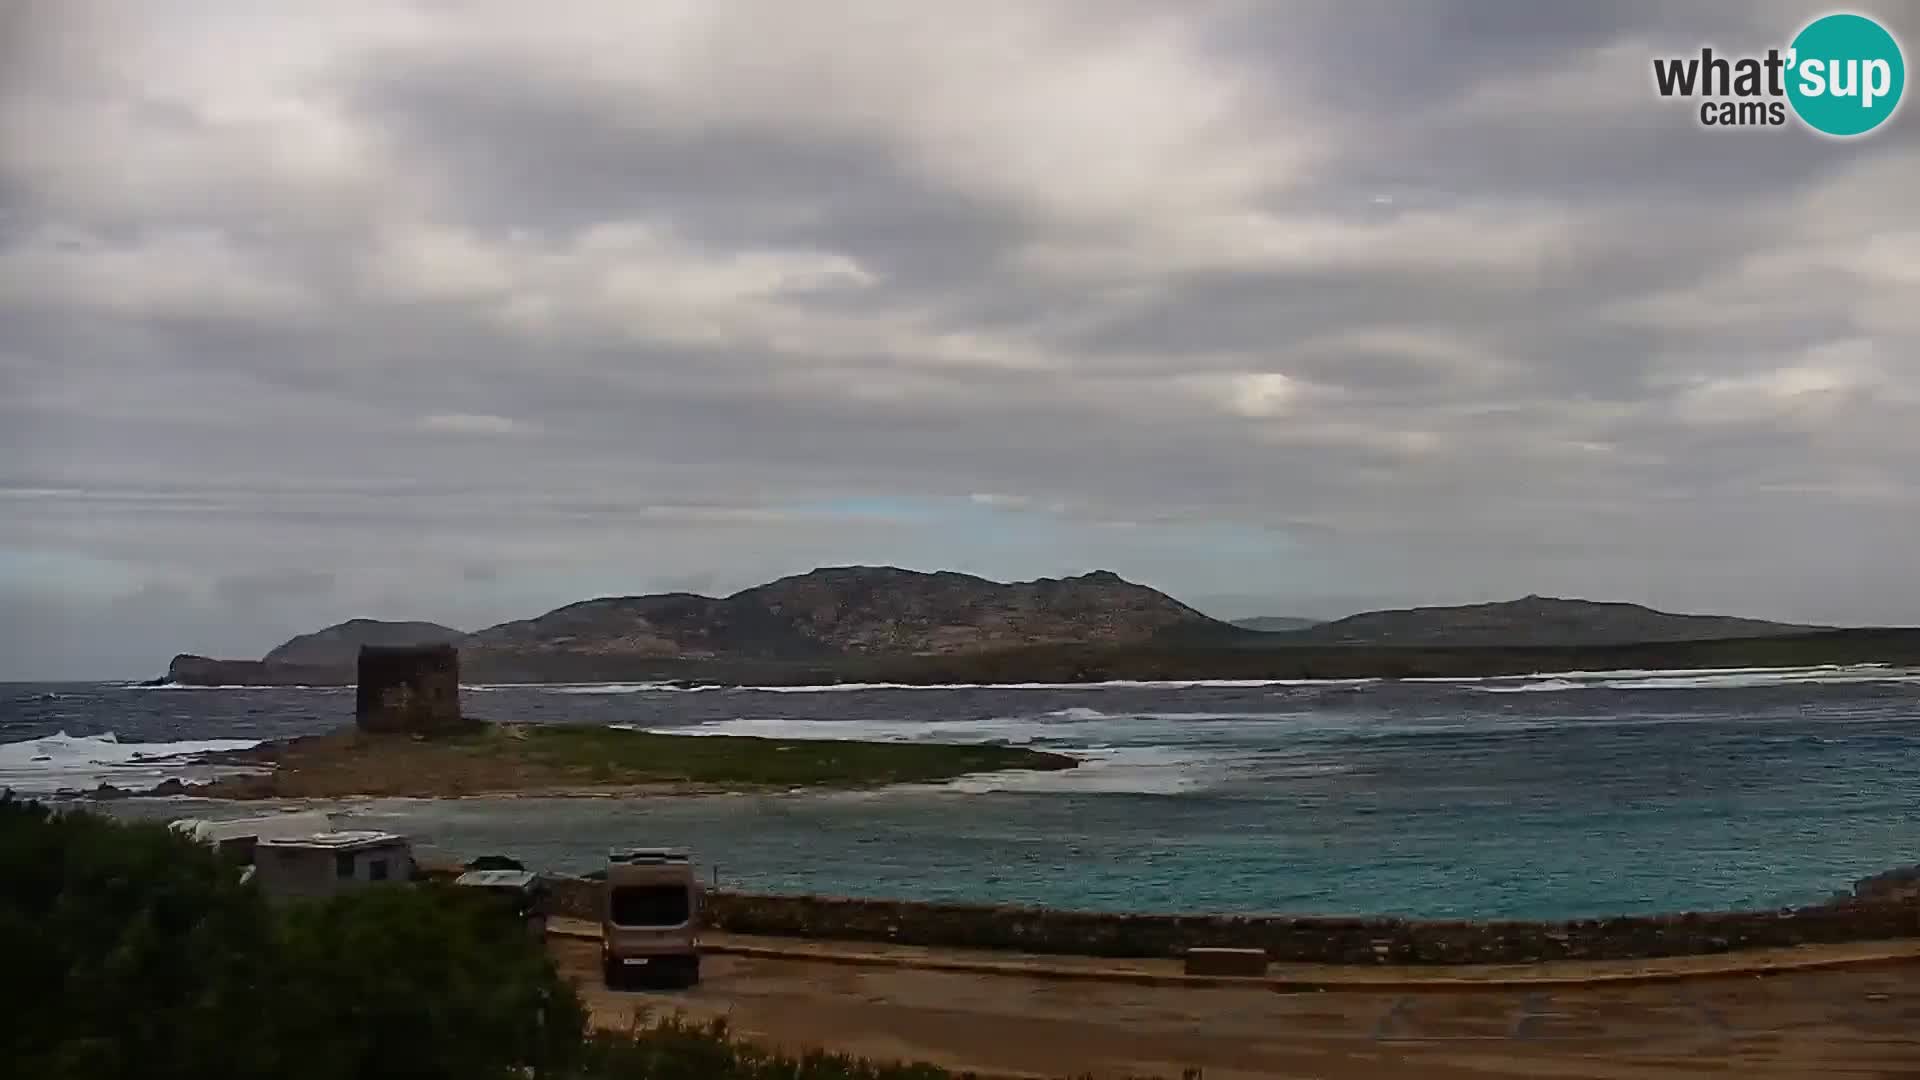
[159,617,461,686]
[163,654,349,687]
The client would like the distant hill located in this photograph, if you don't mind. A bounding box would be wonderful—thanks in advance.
[1282,595,1824,647]
[155,576,1851,686]
[261,619,465,667]
[463,566,1225,668]
[1230,616,1323,633]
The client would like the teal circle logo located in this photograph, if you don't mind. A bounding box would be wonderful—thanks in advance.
[1787,13,1905,136]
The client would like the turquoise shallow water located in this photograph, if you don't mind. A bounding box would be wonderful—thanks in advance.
[7,665,1920,919]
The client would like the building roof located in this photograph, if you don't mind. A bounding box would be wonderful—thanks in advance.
[171,810,337,845]
[455,869,540,889]
[609,846,690,863]
[257,830,408,852]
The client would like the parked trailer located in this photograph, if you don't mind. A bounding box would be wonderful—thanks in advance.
[454,868,549,939]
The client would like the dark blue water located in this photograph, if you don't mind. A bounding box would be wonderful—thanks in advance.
[5,666,1918,920]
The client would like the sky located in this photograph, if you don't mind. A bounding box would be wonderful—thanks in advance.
[3,1,1919,679]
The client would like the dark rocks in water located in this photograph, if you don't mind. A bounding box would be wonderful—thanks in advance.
[184,774,276,799]
[67,777,207,799]
[356,644,468,736]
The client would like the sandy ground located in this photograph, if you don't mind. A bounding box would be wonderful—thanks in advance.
[551,936,1920,1079]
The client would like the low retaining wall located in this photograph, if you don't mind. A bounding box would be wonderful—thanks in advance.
[543,875,604,921]
[535,876,1920,965]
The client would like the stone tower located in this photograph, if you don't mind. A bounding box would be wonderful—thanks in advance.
[355,644,466,735]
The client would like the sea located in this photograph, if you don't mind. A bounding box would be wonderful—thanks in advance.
[4,664,1919,921]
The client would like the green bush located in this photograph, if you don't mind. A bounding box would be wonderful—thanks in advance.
[578,1014,963,1080]
[577,1014,1199,1080]
[0,797,1184,1080]
[271,884,584,1080]
[0,796,280,1080]
[0,796,581,1080]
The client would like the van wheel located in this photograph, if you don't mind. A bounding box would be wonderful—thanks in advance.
[684,955,702,987]
[602,956,624,990]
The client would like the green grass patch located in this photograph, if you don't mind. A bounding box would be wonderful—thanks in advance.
[489,725,1075,788]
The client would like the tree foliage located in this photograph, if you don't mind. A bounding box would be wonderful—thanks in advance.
[272,883,583,1080]
[0,796,280,1079]
[0,796,581,1080]
[1,796,1177,1080]
[579,1015,959,1080]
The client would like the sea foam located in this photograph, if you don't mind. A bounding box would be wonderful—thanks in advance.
[0,730,264,793]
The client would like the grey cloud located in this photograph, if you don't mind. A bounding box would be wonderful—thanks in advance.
[4,1,1920,677]
[1212,0,1655,113]
[211,569,338,611]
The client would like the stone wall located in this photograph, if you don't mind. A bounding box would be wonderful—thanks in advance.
[544,874,604,921]
[356,644,465,735]
[536,876,1920,964]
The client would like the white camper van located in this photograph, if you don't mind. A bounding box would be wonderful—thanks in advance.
[600,847,702,987]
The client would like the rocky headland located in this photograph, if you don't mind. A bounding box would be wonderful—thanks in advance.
[160,566,1231,685]
[153,565,1907,687]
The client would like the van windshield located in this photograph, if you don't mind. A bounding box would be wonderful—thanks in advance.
[608,884,691,927]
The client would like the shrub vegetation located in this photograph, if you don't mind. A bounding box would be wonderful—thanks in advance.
[3,795,1180,1079]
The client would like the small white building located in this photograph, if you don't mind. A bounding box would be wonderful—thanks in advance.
[252,830,414,899]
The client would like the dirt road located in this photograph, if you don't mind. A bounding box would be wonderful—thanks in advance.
[551,937,1920,1079]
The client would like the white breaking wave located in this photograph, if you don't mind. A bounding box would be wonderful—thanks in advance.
[538,682,702,695]
[740,677,1380,692]
[628,711,1262,796]
[1476,678,1584,694]
[119,663,1918,697]
[630,714,1050,746]
[488,664,1917,696]
[935,746,1236,796]
[506,676,1378,694]
[1598,667,1920,690]
[0,731,264,793]
[126,683,341,691]
[1467,664,1920,694]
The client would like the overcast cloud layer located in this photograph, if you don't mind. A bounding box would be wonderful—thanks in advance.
[4,1,1919,678]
